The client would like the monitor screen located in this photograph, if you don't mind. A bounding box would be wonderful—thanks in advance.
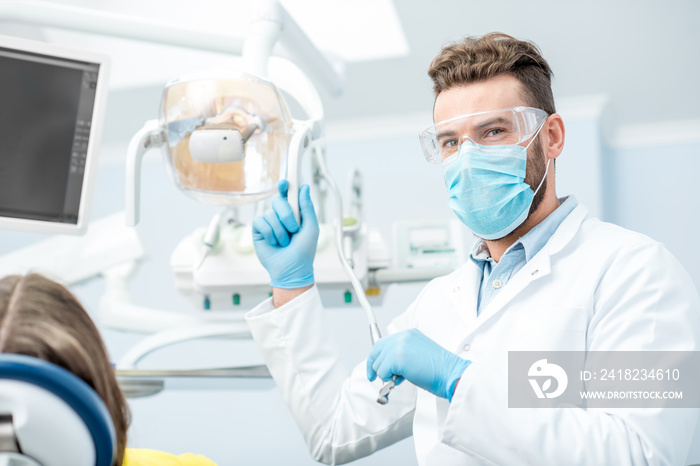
[0,36,108,234]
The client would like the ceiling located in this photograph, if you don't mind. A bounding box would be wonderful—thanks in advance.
[1,0,698,142]
[319,0,700,126]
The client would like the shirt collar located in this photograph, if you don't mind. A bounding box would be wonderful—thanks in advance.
[469,195,579,264]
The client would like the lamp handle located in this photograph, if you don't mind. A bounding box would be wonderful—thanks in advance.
[286,121,314,225]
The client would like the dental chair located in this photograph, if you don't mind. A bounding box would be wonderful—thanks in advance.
[0,354,115,466]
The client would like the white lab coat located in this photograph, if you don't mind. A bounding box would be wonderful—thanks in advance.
[246,204,700,465]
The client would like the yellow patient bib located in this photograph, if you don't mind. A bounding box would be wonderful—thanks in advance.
[123,448,218,466]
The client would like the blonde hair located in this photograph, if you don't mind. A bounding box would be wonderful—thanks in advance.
[428,32,556,114]
[0,273,130,465]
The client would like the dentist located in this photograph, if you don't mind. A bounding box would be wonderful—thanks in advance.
[246,33,700,465]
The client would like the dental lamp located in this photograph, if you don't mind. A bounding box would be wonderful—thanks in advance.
[0,1,468,404]
[114,1,384,365]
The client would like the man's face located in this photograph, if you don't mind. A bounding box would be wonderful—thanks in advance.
[433,74,548,216]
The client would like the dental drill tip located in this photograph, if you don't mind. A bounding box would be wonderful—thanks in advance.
[376,376,397,405]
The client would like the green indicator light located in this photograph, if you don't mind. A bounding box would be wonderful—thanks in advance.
[203,296,211,310]
[344,290,352,304]
[233,293,241,306]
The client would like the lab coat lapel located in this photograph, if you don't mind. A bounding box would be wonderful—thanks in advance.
[445,260,481,328]
[462,204,590,337]
[472,252,552,328]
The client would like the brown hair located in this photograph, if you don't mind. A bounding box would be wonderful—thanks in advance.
[428,32,556,114]
[0,273,130,465]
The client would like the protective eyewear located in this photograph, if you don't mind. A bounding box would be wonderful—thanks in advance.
[419,106,549,164]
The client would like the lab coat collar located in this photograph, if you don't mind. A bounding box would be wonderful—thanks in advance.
[456,203,590,337]
[547,202,589,255]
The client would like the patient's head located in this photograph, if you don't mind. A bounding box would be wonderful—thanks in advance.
[0,273,130,465]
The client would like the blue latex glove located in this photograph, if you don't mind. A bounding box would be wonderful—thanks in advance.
[367,329,471,402]
[252,180,319,289]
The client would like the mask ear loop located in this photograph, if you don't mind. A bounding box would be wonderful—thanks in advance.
[532,158,551,197]
[524,115,548,151]
[524,117,551,197]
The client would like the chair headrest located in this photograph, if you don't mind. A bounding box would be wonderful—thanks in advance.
[0,354,116,466]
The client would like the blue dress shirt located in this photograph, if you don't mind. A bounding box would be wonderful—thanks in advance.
[470,196,578,315]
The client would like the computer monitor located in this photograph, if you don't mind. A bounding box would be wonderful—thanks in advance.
[0,35,109,235]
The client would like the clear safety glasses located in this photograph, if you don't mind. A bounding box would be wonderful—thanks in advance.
[419,106,550,164]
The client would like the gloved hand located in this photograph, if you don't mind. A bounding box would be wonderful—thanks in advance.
[252,180,319,289]
[367,329,471,402]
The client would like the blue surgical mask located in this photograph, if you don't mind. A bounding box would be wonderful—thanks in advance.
[441,141,549,240]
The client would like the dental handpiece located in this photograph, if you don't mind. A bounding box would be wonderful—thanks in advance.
[370,323,399,405]
[377,376,398,405]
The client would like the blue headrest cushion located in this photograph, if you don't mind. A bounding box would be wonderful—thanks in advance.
[0,354,116,466]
